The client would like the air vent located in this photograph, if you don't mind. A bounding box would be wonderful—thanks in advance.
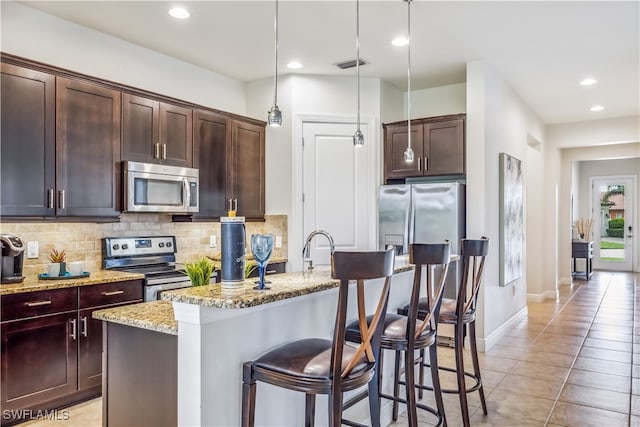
[335,59,368,70]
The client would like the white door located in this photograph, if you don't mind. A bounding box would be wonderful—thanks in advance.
[302,121,371,266]
[592,177,634,271]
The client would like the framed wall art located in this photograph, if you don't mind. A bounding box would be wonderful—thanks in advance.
[499,152,523,286]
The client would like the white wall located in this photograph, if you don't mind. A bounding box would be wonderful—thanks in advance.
[466,61,547,349]
[380,80,404,124]
[1,1,247,115]
[408,83,467,118]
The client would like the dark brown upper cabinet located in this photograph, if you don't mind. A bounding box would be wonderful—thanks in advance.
[192,109,230,219]
[230,120,265,220]
[0,63,55,217]
[56,77,121,218]
[192,111,265,221]
[384,114,465,182]
[122,93,193,168]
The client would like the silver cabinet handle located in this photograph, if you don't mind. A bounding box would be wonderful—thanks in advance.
[233,199,238,211]
[58,190,65,209]
[266,269,276,274]
[70,318,77,340]
[154,143,160,159]
[47,189,54,209]
[227,199,233,211]
[417,157,421,171]
[25,300,52,307]
[425,157,428,171]
[162,144,167,160]
[101,290,124,296]
[81,316,88,338]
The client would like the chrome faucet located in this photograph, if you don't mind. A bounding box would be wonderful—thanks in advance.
[302,230,335,270]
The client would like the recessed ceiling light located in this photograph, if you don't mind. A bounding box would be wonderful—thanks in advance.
[590,105,604,112]
[392,36,409,47]
[169,7,190,19]
[580,78,597,86]
[287,61,303,69]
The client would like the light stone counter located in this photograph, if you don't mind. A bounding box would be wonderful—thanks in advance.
[93,301,177,335]
[0,270,145,295]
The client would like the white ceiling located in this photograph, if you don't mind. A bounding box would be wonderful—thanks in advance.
[21,1,640,125]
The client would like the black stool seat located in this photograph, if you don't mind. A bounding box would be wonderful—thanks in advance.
[346,314,437,350]
[399,298,477,324]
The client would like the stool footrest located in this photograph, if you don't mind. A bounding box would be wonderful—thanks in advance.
[415,362,483,394]
[342,389,369,411]
[379,392,444,427]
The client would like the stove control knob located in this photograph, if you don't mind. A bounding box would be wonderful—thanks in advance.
[112,244,120,251]
[122,244,129,250]
[166,241,172,248]
[159,242,165,248]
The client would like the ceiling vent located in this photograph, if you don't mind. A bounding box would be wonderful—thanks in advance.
[335,59,368,70]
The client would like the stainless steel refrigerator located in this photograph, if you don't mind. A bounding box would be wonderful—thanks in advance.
[378,182,466,345]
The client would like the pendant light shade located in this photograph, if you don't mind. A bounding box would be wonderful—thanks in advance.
[353,0,364,147]
[267,0,282,127]
[404,0,414,163]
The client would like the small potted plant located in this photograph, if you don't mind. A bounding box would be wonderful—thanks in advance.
[245,260,257,279]
[49,247,67,276]
[184,257,216,287]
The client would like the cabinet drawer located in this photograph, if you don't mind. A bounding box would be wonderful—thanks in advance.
[1,288,77,322]
[265,262,286,275]
[79,280,143,309]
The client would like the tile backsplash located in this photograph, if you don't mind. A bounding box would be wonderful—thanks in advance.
[1,214,288,277]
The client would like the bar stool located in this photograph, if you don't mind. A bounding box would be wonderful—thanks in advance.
[345,242,452,427]
[398,237,490,427]
[241,248,395,427]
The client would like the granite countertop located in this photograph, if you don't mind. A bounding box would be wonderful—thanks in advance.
[0,270,145,296]
[161,257,414,309]
[93,301,177,335]
[94,257,414,334]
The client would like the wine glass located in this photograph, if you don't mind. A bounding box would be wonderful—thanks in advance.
[250,234,274,290]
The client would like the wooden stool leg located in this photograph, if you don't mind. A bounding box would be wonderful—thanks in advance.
[241,363,256,427]
[429,344,447,427]
[392,350,401,421]
[368,353,382,427]
[455,323,471,427]
[418,348,425,399]
[305,393,316,427]
[328,390,343,427]
[404,348,418,427]
[469,320,487,415]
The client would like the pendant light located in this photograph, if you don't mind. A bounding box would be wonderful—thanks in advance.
[353,0,364,147]
[267,0,282,127]
[403,0,414,163]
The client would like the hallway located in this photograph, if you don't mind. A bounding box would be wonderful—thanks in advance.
[392,270,640,426]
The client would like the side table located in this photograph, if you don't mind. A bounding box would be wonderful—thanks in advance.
[571,240,593,280]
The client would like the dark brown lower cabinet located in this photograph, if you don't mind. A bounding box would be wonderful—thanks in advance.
[103,322,177,427]
[0,281,143,426]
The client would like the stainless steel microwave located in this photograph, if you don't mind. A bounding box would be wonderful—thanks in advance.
[123,161,199,213]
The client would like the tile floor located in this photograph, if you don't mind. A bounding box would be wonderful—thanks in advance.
[16,270,639,426]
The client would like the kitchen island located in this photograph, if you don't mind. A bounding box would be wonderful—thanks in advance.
[95,259,418,426]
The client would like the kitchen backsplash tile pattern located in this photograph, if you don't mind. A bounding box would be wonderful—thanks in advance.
[1,215,288,277]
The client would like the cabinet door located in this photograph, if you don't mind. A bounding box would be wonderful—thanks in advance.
[193,110,230,218]
[1,313,78,414]
[56,77,121,217]
[0,63,55,217]
[122,93,159,164]
[229,120,265,220]
[423,118,465,176]
[160,102,193,167]
[384,124,424,180]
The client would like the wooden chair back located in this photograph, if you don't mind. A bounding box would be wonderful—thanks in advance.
[456,237,490,317]
[406,242,452,340]
[330,248,395,379]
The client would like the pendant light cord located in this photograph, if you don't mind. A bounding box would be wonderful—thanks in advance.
[273,0,279,106]
[407,0,411,151]
[356,0,361,132]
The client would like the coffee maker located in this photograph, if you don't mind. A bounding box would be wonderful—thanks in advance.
[1,234,25,284]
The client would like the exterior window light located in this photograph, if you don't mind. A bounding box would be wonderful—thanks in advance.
[267,0,282,127]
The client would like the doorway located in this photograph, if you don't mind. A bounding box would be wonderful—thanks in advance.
[301,119,376,267]
[591,176,634,271]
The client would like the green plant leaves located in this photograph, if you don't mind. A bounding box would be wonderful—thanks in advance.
[184,257,215,286]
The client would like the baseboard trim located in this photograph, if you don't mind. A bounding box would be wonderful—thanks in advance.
[528,289,560,302]
[478,306,528,352]
[559,276,572,285]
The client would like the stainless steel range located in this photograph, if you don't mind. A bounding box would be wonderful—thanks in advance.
[102,236,215,301]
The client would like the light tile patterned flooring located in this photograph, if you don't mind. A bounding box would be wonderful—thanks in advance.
[390,270,640,426]
[17,271,639,426]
